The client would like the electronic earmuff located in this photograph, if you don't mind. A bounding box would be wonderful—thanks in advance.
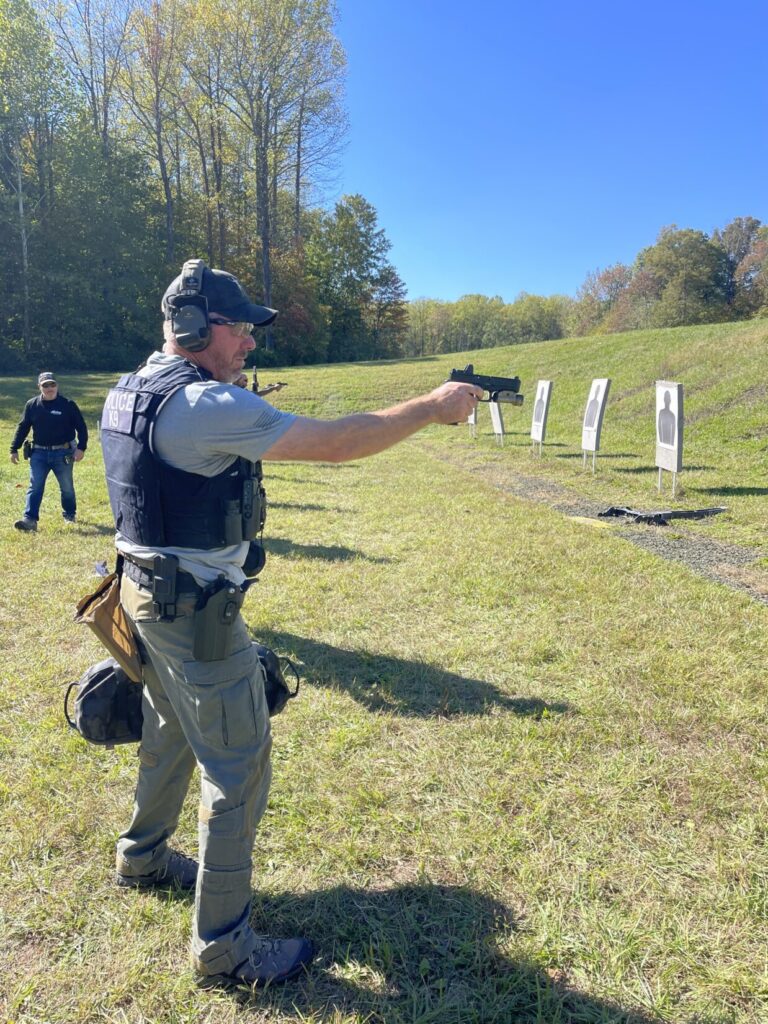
[167,259,211,351]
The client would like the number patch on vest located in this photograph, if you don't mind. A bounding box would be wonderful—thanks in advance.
[102,390,136,433]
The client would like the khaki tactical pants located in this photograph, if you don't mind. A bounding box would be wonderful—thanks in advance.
[117,576,272,975]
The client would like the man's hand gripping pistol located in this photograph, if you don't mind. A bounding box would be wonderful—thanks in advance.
[447,364,524,412]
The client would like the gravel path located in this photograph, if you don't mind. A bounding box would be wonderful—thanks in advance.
[426,448,768,606]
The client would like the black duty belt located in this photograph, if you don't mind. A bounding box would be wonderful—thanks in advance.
[34,442,73,451]
[123,556,202,595]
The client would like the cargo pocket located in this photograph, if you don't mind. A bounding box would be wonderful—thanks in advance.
[183,645,263,751]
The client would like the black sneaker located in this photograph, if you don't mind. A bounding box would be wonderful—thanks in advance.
[14,518,37,532]
[116,850,198,891]
[63,514,76,523]
[196,936,314,989]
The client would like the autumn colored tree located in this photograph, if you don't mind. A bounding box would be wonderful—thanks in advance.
[733,226,768,318]
[712,216,762,305]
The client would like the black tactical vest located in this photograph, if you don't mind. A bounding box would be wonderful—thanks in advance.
[101,360,266,549]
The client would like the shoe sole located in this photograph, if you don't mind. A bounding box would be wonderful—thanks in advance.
[195,960,310,990]
[195,942,315,991]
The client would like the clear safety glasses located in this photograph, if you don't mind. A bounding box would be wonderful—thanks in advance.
[209,317,254,338]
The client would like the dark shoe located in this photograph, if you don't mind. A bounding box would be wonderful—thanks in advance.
[14,518,37,532]
[63,514,76,523]
[196,936,314,989]
[116,850,198,891]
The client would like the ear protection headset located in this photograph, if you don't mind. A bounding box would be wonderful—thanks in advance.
[167,259,211,351]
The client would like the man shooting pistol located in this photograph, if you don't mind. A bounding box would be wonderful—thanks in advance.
[447,364,524,406]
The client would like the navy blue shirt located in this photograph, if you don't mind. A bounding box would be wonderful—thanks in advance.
[10,394,88,452]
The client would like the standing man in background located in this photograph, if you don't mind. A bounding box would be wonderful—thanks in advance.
[251,368,286,398]
[10,372,88,531]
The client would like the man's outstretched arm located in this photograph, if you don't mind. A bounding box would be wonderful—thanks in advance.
[262,382,481,463]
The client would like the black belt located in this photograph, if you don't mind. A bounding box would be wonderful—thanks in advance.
[123,556,202,595]
[34,442,72,451]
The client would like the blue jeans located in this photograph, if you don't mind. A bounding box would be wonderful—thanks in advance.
[23,448,76,522]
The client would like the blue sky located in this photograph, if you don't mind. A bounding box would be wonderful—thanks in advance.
[334,0,768,303]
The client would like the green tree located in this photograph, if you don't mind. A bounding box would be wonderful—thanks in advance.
[0,0,70,361]
[212,0,345,350]
[46,0,134,153]
[505,293,564,344]
[35,124,166,368]
[368,263,407,358]
[117,0,183,262]
[448,294,504,351]
[267,246,329,364]
[307,193,403,361]
[638,226,730,328]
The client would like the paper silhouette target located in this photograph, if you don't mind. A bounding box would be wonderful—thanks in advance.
[489,401,505,445]
[530,380,553,444]
[581,378,611,452]
[655,381,683,472]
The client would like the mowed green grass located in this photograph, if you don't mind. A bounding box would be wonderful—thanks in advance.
[0,320,767,1023]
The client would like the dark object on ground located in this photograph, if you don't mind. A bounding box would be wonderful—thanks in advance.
[116,850,198,891]
[14,518,37,531]
[64,657,143,747]
[196,936,314,989]
[448,364,524,406]
[598,506,728,526]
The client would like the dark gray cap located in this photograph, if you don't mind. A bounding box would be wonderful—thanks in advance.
[162,266,277,326]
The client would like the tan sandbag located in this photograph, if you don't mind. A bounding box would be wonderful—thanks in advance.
[74,573,142,683]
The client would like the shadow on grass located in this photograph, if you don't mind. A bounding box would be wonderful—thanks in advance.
[478,428,529,437]
[269,461,360,471]
[693,485,768,496]
[7,517,115,537]
[555,452,639,460]
[233,883,661,1024]
[263,539,391,564]
[614,464,715,476]
[69,519,116,536]
[252,629,570,718]
[264,475,334,486]
[612,466,658,476]
[268,501,347,513]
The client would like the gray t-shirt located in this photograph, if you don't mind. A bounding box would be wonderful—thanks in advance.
[116,352,296,585]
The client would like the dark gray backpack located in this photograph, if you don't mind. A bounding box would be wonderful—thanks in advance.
[64,657,143,747]
[65,647,299,748]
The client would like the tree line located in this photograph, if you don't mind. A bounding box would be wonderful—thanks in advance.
[402,217,768,357]
[0,0,406,370]
[1,0,766,372]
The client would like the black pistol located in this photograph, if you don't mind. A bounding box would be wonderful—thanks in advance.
[448,364,524,406]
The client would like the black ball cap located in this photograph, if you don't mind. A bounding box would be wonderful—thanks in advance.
[162,266,278,326]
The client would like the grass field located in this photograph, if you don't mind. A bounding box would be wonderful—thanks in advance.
[1,320,767,1023]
